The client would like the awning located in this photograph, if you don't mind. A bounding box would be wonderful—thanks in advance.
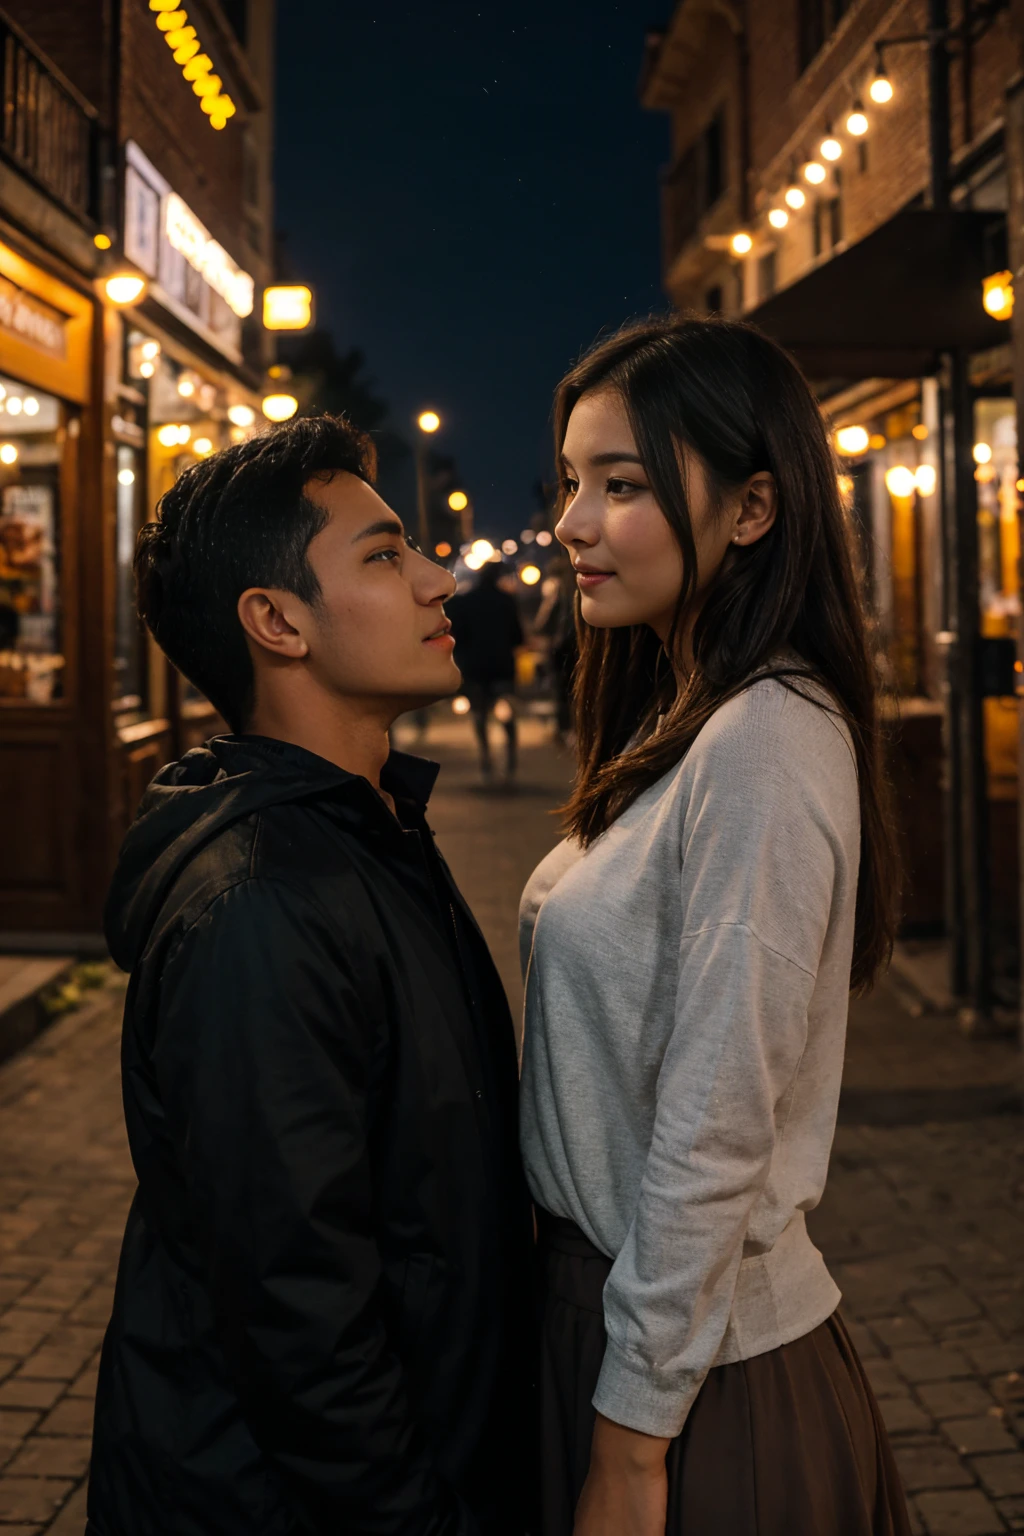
[745,209,1008,380]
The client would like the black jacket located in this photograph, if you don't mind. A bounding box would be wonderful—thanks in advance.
[88,735,535,1536]
[446,580,524,685]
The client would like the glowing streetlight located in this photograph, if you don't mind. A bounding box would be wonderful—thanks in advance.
[104,272,147,305]
[417,410,441,433]
[227,403,256,428]
[448,490,469,512]
[470,538,494,561]
[519,564,541,586]
[973,442,992,464]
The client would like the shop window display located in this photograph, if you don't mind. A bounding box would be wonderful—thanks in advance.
[0,374,64,703]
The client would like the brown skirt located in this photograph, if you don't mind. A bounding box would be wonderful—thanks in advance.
[538,1211,913,1536]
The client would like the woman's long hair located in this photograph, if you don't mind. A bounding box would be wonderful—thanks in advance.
[556,317,899,993]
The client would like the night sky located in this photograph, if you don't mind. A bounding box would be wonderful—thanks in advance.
[274,2,672,540]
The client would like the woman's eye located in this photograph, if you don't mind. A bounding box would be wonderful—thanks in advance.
[607,477,643,497]
[560,477,578,497]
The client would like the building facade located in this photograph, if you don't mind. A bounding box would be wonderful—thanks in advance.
[0,0,276,946]
[643,0,1024,1015]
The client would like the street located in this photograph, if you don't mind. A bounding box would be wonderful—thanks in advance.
[0,716,1019,1535]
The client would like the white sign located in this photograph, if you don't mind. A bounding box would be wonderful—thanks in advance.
[123,142,253,363]
[164,194,254,319]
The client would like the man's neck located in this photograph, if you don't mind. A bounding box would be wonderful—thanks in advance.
[245,692,393,792]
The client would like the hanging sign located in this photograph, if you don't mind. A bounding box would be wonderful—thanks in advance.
[0,278,66,361]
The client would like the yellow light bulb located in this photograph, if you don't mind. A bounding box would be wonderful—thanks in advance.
[157,424,182,447]
[0,444,18,465]
[846,110,869,136]
[730,231,753,255]
[435,542,452,557]
[869,74,893,104]
[803,161,827,185]
[93,232,112,250]
[156,9,188,29]
[973,442,992,464]
[835,426,869,455]
[104,273,146,305]
[915,465,937,496]
[820,137,842,161]
[193,437,213,455]
[784,185,806,210]
[262,393,299,422]
[418,411,441,433]
[768,208,789,229]
[448,490,469,512]
[227,404,256,428]
[885,465,917,498]
[519,564,542,586]
[470,539,494,560]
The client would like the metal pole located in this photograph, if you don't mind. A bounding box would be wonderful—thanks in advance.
[416,440,429,550]
[950,348,993,1022]
[938,362,968,997]
[927,0,951,209]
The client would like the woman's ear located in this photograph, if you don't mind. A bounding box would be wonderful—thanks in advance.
[237,588,310,659]
[734,473,777,546]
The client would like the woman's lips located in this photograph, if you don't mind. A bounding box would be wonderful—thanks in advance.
[575,570,614,590]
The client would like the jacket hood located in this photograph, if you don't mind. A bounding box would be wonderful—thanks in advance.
[104,735,354,973]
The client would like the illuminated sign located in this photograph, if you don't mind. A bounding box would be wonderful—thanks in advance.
[0,277,65,359]
[165,195,254,318]
[124,142,252,363]
[148,0,236,130]
[262,286,313,330]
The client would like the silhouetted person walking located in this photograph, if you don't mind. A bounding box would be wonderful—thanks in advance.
[447,562,523,779]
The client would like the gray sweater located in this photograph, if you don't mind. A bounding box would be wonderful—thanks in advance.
[519,676,860,1437]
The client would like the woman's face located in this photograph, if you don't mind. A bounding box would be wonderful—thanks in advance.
[555,388,766,645]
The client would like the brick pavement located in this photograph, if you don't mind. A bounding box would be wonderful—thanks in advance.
[0,713,1020,1533]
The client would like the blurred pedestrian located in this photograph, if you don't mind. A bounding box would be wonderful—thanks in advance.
[447,559,524,780]
[532,550,578,742]
[520,318,908,1536]
[90,417,535,1536]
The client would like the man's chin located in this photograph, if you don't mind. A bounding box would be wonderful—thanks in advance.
[387,666,463,721]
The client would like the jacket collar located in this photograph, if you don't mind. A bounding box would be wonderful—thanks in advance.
[226,733,440,828]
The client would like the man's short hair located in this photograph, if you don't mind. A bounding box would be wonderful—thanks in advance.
[135,414,376,733]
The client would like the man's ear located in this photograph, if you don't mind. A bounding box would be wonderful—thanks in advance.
[237,588,310,659]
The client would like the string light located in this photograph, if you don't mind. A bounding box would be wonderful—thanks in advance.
[885,465,917,498]
[836,426,869,455]
[730,231,753,255]
[869,66,893,104]
[768,208,789,229]
[803,161,827,185]
[148,0,236,128]
[846,103,869,136]
[784,184,806,210]
[820,134,843,162]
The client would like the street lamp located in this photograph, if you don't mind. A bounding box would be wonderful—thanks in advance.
[416,410,442,547]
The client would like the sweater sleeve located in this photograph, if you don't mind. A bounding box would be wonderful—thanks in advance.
[593,697,849,1436]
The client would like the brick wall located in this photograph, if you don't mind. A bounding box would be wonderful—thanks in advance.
[121,0,246,258]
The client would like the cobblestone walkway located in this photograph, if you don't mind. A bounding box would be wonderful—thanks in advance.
[0,717,1020,1533]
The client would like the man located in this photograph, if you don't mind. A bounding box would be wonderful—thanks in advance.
[446,561,523,780]
[88,416,535,1536]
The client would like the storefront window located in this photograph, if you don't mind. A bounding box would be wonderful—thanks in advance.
[973,398,1019,636]
[0,374,64,703]
[114,442,147,710]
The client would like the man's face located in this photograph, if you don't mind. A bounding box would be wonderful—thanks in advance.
[292,471,461,710]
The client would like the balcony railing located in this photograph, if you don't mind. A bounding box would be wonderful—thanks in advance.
[0,14,97,225]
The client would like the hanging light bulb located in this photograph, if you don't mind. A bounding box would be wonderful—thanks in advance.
[803,160,827,185]
[846,102,869,136]
[869,65,893,104]
[820,133,843,162]
[784,184,806,210]
[730,231,753,255]
[768,207,789,229]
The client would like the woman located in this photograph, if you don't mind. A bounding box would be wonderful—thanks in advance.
[519,317,909,1536]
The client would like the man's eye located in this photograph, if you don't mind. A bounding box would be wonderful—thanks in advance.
[367,547,400,563]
